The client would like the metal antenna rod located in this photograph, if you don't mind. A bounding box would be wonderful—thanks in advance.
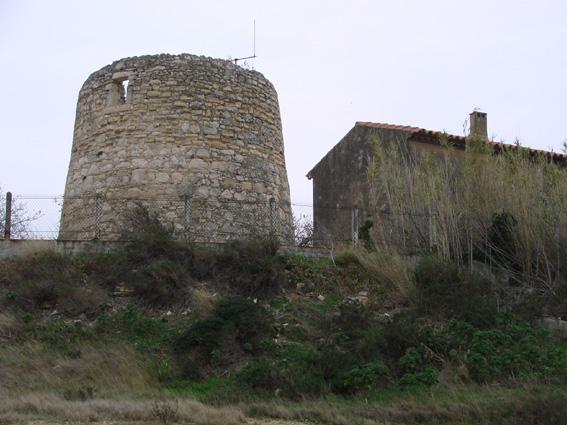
[234,19,257,64]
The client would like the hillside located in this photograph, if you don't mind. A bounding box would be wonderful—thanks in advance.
[1,213,566,424]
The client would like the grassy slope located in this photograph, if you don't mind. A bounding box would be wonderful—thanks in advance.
[0,239,566,424]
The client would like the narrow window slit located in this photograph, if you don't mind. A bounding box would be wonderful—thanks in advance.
[107,72,131,107]
[121,79,129,103]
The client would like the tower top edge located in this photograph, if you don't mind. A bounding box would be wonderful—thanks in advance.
[84,53,270,83]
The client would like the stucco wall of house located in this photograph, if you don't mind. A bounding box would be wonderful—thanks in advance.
[308,125,413,244]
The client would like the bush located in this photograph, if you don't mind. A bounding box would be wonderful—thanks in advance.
[331,360,389,394]
[238,343,326,398]
[423,312,567,384]
[382,310,423,359]
[215,237,285,297]
[120,203,193,266]
[187,236,285,298]
[130,259,190,307]
[72,251,129,289]
[214,297,273,345]
[334,250,361,267]
[0,251,111,317]
[174,296,275,377]
[466,312,567,382]
[119,304,176,351]
[319,299,386,371]
[175,316,227,358]
[399,367,439,387]
[414,256,497,327]
[486,211,520,274]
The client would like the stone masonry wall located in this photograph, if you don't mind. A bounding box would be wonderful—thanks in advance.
[60,54,292,242]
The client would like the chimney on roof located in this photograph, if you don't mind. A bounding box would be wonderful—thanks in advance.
[469,111,488,140]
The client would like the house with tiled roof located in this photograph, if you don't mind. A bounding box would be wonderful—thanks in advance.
[306,111,566,244]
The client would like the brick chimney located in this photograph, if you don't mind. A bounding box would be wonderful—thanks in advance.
[469,111,488,140]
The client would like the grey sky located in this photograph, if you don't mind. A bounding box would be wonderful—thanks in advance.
[1,0,566,209]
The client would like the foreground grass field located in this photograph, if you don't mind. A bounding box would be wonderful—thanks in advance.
[1,384,565,424]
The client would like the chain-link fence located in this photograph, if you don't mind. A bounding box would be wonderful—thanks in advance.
[4,192,402,250]
[0,194,62,240]
[1,192,444,250]
[1,193,303,244]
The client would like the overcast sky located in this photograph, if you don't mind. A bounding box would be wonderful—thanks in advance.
[1,0,566,210]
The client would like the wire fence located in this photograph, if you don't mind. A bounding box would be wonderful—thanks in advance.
[2,193,450,252]
[0,193,298,243]
[0,192,379,249]
[1,193,480,255]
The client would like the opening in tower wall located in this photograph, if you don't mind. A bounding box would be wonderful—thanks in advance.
[107,72,131,106]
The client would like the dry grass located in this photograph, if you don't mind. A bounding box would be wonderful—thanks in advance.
[353,248,415,304]
[367,136,567,295]
[0,312,21,340]
[0,395,245,424]
[242,383,567,425]
[1,384,564,425]
[190,287,217,319]
[0,342,156,399]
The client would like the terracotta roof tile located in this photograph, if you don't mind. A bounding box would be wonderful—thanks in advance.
[356,121,566,164]
[356,121,423,133]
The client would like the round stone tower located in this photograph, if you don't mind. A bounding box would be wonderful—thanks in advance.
[59,54,292,242]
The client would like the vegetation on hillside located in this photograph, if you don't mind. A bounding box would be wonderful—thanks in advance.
[367,136,567,302]
[0,204,566,424]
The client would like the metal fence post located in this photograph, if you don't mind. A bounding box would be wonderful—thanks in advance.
[94,193,102,239]
[184,194,192,239]
[4,192,12,240]
[351,207,359,246]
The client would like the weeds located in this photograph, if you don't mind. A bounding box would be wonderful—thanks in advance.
[174,297,274,378]
[367,135,567,299]
[414,255,497,327]
[1,203,566,420]
[151,399,179,425]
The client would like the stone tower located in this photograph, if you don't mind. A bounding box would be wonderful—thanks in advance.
[59,54,292,242]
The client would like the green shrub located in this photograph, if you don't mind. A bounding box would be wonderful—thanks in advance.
[331,360,390,394]
[214,297,273,346]
[334,250,361,267]
[0,251,77,311]
[237,357,277,390]
[238,343,326,398]
[382,310,423,359]
[129,259,189,306]
[72,251,129,289]
[399,367,438,387]
[398,347,425,373]
[175,316,227,358]
[414,255,497,327]
[317,300,386,377]
[174,296,275,378]
[421,312,567,384]
[215,236,286,297]
[486,211,520,273]
[148,357,174,383]
[429,319,477,355]
[120,304,176,351]
[465,312,566,382]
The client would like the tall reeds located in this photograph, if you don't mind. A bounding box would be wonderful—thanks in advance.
[367,136,567,294]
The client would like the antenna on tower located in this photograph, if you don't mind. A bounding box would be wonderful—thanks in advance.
[233,20,257,65]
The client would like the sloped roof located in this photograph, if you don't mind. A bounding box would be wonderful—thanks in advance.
[356,121,566,164]
[307,121,566,178]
